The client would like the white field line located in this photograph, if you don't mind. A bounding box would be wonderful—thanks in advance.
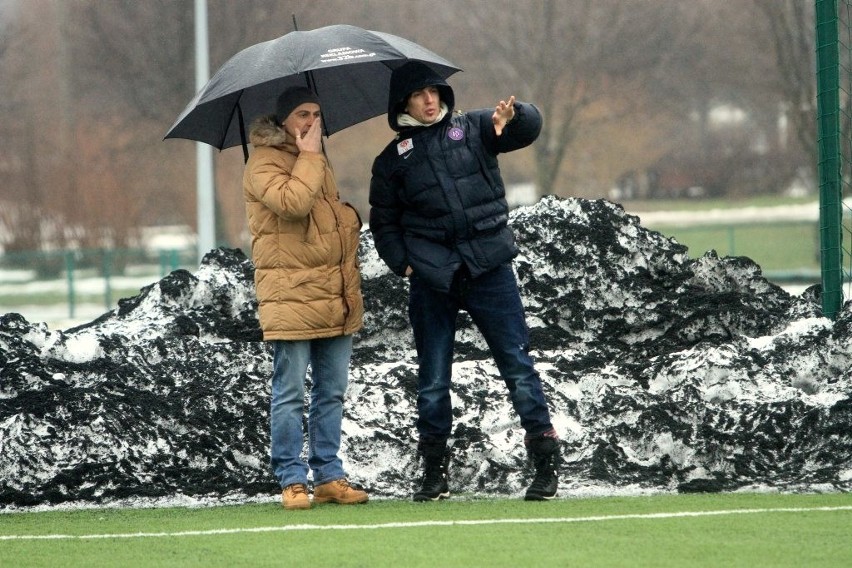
[2,505,851,541]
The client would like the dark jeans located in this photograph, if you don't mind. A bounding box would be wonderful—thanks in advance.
[408,263,554,443]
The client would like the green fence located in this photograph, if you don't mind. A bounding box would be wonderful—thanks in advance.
[816,0,852,318]
[0,247,197,322]
[646,219,822,290]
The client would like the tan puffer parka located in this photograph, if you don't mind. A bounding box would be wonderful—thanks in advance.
[243,115,363,341]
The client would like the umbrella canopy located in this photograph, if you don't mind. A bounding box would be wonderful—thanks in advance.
[164,24,461,153]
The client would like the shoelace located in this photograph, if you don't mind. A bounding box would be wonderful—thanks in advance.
[422,464,447,484]
[529,473,555,491]
[288,484,308,496]
[334,479,361,492]
[531,453,557,480]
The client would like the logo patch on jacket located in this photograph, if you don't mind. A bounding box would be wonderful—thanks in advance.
[448,127,465,141]
[397,138,414,155]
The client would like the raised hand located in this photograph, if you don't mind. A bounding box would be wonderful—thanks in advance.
[492,95,516,136]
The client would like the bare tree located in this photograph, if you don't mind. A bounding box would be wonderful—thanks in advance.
[0,0,823,259]
[751,0,815,161]
[660,1,814,196]
[0,1,63,258]
[67,0,341,246]
[432,0,690,197]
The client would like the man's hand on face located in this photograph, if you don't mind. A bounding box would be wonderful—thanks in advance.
[295,118,323,153]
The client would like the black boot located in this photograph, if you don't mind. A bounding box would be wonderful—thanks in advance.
[413,441,450,502]
[524,434,560,501]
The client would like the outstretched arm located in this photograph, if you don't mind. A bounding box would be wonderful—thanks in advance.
[477,100,542,154]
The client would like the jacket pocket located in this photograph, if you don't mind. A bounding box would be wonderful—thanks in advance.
[473,213,508,234]
[339,202,363,230]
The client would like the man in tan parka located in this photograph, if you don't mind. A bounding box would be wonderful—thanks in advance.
[243,86,367,510]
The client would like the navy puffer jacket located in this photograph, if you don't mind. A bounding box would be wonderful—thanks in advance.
[369,62,542,293]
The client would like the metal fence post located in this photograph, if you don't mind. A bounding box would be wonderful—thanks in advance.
[726,225,736,256]
[102,248,112,311]
[815,0,844,319]
[64,250,75,319]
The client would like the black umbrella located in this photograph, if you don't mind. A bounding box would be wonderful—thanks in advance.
[164,24,461,160]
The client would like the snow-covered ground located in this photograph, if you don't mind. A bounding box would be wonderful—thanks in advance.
[8,281,818,330]
[3,196,849,511]
[1,273,816,331]
[1,201,824,330]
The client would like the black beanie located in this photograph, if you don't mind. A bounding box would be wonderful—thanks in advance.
[276,86,321,123]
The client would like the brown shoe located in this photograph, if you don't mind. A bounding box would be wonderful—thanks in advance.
[313,479,368,505]
[281,483,311,510]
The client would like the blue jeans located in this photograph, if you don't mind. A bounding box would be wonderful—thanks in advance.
[270,335,352,488]
[408,263,554,442]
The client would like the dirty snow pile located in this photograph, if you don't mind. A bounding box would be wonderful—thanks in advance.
[1,195,850,510]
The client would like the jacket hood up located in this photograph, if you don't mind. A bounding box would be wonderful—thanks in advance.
[387,61,455,132]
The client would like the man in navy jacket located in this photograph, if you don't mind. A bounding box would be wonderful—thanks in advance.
[370,61,561,502]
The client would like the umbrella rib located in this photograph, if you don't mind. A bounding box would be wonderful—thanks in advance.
[236,100,248,163]
[165,25,462,148]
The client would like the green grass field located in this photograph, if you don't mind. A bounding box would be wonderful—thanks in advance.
[0,288,149,307]
[621,195,817,212]
[622,196,822,276]
[650,223,819,273]
[1,492,849,567]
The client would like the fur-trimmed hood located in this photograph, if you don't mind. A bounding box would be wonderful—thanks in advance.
[248,114,295,149]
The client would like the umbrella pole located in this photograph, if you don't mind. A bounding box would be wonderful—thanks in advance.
[291,17,329,140]
[237,103,249,163]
